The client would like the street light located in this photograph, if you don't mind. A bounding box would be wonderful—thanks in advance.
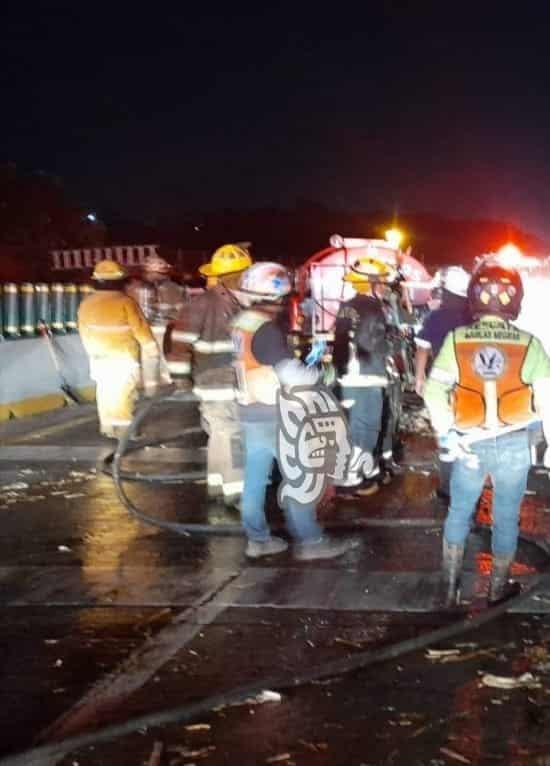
[86,213,97,223]
[385,228,403,250]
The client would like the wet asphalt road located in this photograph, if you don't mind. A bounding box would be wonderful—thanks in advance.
[1,398,550,766]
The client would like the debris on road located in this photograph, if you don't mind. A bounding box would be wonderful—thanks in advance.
[427,646,499,663]
[213,689,282,713]
[253,690,282,704]
[147,740,163,766]
[480,672,541,689]
[440,746,472,764]
[266,754,292,763]
[298,740,328,752]
[334,637,365,650]
[167,745,215,758]
[426,649,461,660]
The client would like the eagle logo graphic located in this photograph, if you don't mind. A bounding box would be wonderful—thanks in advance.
[472,345,506,380]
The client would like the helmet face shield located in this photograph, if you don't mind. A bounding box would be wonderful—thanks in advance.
[238,262,292,301]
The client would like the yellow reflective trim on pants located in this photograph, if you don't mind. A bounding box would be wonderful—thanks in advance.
[172,330,199,343]
[194,387,236,401]
[222,480,243,495]
[194,339,234,353]
[168,361,191,374]
[103,417,132,427]
[338,374,388,387]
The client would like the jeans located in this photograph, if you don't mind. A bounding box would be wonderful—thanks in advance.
[445,429,531,556]
[241,419,323,543]
[342,386,384,455]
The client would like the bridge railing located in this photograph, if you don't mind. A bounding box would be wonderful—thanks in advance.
[0,282,94,340]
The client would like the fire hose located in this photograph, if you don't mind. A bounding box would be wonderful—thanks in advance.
[101,388,246,535]
[2,397,549,763]
[1,528,548,766]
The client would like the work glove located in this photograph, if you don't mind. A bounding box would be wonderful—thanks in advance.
[305,339,327,367]
[438,431,480,469]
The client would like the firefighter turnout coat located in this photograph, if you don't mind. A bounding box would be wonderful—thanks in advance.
[126,278,186,325]
[165,284,244,502]
[166,284,241,397]
[78,290,160,436]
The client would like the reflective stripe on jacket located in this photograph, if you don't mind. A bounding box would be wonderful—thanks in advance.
[78,291,159,363]
[166,284,241,399]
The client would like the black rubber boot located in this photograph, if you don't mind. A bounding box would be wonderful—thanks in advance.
[440,539,464,608]
[488,554,521,606]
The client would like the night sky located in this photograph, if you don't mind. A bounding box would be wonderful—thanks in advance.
[3,4,550,239]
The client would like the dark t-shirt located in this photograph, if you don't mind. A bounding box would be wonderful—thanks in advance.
[417,292,471,358]
[251,318,290,366]
[333,294,389,377]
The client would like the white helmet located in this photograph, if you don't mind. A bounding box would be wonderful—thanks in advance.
[439,266,470,297]
[239,262,292,301]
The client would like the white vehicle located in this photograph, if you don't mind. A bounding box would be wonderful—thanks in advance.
[296,234,433,337]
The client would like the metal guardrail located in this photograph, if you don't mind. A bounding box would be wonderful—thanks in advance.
[0,282,93,340]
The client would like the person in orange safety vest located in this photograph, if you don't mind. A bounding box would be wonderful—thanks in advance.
[424,258,550,608]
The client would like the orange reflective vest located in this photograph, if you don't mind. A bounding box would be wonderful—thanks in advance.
[231,309,280,405]
[452,327,533,429]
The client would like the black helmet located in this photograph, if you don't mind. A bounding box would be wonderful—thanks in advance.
[467,261,523,320]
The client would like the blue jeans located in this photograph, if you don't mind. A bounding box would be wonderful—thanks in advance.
[445,429,531,556]
[241,419,323,543]
[342,386,384,455]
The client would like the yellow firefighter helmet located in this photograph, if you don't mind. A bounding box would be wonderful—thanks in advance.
[344,256,397,285]
[92,260,128,281]
[198,244,252,277]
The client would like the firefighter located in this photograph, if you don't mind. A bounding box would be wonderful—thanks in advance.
[126,253,187,384]
[78,260,160,439]
[332,256,398,495]
[424,259,550,607]
[165,244,252,507]
[232,261,354,560]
